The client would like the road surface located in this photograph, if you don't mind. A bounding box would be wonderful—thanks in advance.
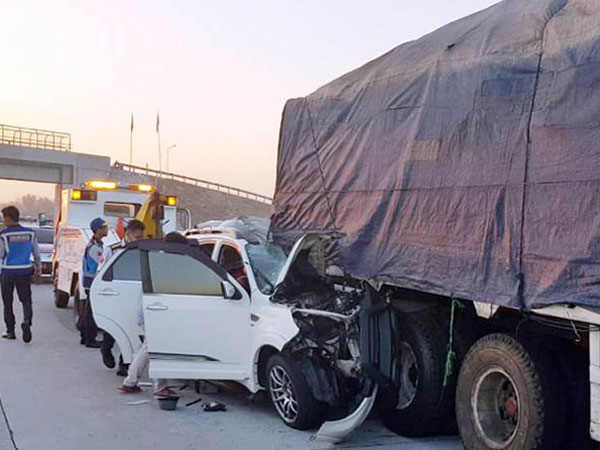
[0,284,461,449]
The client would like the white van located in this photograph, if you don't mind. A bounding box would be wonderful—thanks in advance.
[53,180,179,308]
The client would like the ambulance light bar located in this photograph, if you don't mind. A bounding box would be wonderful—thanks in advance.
[81,180,156,193]
[130,184,155,193]
[86,180,118,190]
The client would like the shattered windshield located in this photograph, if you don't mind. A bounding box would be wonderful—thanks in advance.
[246,243,288,295]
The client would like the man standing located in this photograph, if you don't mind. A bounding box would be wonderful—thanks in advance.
[79,217,108,348]
[0,206,41,343]
[100,219,145,371]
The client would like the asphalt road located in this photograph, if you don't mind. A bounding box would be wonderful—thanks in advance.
[0,285,461,450]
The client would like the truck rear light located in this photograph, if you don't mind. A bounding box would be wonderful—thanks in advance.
[166,196,178,206]
[86,180,117,190]
[71,190,97,201]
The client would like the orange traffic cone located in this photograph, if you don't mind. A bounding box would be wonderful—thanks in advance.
[116,216,125,239]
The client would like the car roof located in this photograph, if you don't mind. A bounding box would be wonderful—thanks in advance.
[186,232,247,246]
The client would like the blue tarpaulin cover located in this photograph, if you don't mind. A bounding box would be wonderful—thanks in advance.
[271,0,600,310]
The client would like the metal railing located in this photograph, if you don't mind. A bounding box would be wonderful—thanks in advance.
[113,161,273,205]
[0,124,72,151]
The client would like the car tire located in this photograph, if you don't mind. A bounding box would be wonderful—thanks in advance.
[266,353,326,430]
[456,333,567,450]
[378,309,457,437]
[54,289,70,309]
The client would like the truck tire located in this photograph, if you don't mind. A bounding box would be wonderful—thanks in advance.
[54,289,70,309]
[456,334,567,450]
[378,309,457,436]
[535,338,594,448]
[266,353,326,430]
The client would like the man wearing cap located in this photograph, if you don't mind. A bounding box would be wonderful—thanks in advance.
[78,217,108,348]
[0,206,41,342]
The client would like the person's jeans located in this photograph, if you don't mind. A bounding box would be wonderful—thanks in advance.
[1,273,33,332]
[123,342,167,392]
[123,342,148,387]
[78,292,98,344]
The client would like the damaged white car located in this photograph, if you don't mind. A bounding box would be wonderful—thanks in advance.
[90,221,376,439]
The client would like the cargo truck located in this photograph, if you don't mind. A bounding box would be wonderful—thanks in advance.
[270,0,600,448]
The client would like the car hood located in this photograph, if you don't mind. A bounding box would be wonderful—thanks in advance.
[38,243,53,254]
[272,233,344,303]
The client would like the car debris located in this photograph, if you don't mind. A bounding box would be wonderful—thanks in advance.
[203,401,227,412]
[185,397,203,407]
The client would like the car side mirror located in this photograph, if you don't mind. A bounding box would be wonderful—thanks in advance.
[221,281,236,300]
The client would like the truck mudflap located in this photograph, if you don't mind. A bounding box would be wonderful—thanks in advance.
[312,383,378,443]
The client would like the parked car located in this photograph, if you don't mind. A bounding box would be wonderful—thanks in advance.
[90,221,373,434]
[31,226,54,278]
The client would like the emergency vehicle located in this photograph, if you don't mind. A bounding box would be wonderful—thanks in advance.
[53,179,182,308]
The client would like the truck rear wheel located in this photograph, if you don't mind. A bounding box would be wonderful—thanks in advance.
[54,289,69,309]
[378,309,458,436]
[456,334,567,450]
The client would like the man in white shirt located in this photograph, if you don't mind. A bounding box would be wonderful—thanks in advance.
[100,219,145,371]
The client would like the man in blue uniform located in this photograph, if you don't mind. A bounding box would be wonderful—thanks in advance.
[0,206,41,342]
[78,217,108,348]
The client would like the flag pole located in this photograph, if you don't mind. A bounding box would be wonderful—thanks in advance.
[156,111,162,188]
[129,113,134,165]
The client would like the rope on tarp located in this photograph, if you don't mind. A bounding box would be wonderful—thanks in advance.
[443,298,464,387]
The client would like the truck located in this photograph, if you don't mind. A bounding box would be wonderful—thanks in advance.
[53,179,181,308]
[270,0,600,447]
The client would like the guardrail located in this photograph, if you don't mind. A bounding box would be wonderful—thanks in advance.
[0,124,71,151]
[113,161,272,205]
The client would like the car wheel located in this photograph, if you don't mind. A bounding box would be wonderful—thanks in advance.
[266,353,325,430]
[54,289,70,309]
[378,309,457,436]
[456,334,567,450]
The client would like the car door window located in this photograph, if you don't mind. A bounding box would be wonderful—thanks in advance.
[199,243,214,258]
[148,250,223,296]
[218,245,250,293]
[104,249,141,281]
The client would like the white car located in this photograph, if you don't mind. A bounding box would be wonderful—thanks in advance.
[90,223,374,433]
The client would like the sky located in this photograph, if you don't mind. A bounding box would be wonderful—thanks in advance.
[0,0,498,202]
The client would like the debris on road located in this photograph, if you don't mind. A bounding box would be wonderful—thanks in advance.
[203,402,226,412]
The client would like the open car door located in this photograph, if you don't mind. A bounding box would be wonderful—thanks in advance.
[91,247,144,363]
[134,240,251,381]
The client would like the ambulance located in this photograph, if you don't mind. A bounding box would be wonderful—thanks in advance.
[52,179,181,308]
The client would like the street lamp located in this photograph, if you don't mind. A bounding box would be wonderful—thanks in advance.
[166,144,177,173]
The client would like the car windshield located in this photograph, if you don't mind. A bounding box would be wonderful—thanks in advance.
[245,243,288,295]
[33,227,54,244]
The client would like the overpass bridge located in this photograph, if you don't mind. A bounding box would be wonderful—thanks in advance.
[0,123,272,221]
[0,124,110,186]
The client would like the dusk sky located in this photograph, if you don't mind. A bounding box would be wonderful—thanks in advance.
[0,0,498,202]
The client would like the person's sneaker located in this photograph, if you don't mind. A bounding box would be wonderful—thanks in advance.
[85,341,101,348]
[1,331,15,340]
[80,337,85,345]
[118,385,142,393]
[21,324,32,343]
[101,347,116,369]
